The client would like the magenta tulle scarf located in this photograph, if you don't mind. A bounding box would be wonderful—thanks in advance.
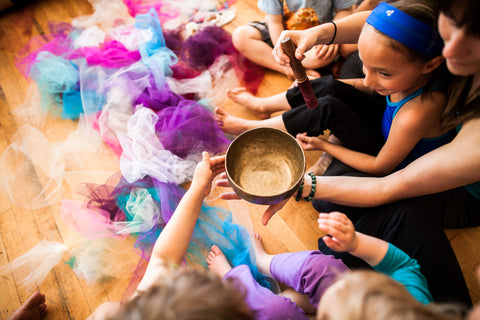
[0,0,275,299]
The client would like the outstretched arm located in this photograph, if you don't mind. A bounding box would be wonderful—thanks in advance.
[304,117,480,207]
[318,211,433,303]
[150,152,225,265]
[89,152,226,319]
[135,152,226,293]
[218,118,480,225]
[296,101,433,176]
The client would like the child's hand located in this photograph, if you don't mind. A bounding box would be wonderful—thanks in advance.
[215,172,289,226]
[191,152,226,197]
[296,133,326,151]
[317,212,359,253]
[312,44,339,61]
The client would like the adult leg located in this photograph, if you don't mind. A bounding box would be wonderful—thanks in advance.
[317,199,473,307]
[409,187,480,228]
[232,23,289,76]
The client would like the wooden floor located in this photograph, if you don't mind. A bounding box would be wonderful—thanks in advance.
[0,0,478,319]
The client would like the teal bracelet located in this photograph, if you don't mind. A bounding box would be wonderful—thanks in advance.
[304,172,316,201]
[295,180,304,201]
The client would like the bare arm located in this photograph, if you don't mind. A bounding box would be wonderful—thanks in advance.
[297,97,441,176]
[306,117,480,207]
[266,14,284,48]
[219,119,480,224]
[272,10,370,65]
[135,153,226,292]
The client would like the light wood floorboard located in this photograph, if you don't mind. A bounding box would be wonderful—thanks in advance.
[0,0,478,319]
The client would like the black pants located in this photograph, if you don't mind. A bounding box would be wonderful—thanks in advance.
[281,76,477,306]
[283,75,385,155]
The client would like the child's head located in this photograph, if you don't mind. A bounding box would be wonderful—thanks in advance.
[358,1,446,97]
[316,270,457,320]
[112,265,254,320]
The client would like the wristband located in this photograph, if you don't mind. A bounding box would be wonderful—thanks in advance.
[304,172,316,201]
[326,21,337,45]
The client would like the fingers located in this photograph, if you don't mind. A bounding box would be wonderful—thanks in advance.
[317,212,356,252]
[219,192,241,200]
[210,155,226,177]
[215,175,230,188]
[202,151,210,161]
[273,31,308,65]
[321,235,341,251]
[317,212,352,237]
[294,47,306,61]
[262,199,288,225]
[273,37,291,66]
[315,44,338,61]
[296,133,310,146]
[210,154,225,166]
[324,44,339,61]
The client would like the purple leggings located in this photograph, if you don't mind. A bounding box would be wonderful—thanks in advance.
[224,251,349,320]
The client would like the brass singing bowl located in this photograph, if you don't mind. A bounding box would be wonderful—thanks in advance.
[225,127,306,205]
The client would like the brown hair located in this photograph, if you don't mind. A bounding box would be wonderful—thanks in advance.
[112,265,254,320]
[441,76,480,129]
[316,271,463,320]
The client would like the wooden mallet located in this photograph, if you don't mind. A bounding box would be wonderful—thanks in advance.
[280,37,318,109]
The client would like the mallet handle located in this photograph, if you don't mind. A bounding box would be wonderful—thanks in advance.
[280,37,308,83]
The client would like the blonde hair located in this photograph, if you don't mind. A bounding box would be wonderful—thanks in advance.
[113,265,254,320]
[316,271,461,320]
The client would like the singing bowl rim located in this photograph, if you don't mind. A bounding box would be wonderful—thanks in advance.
[225,127,306,205]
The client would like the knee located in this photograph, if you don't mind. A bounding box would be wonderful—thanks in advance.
[232,25,254,50]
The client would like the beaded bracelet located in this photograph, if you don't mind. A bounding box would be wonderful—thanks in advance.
[304,172,316,201]
[295,180,304,201]
[326,21,337,45]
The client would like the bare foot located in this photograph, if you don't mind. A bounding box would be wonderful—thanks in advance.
[207,245,232,278]
[215,107,257,135]
[227,87,272,120]
[251,232,274,278]
[8,292,47,320]
[307,152,333,176]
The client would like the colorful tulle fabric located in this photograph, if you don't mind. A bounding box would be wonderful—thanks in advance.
[0,0,276,297]
[0,240,69,291]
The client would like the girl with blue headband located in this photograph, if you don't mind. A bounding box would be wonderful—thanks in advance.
[217,1,454,177]
[218,0,477,307]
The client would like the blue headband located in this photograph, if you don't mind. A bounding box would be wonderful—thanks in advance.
[366,2,443,57]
